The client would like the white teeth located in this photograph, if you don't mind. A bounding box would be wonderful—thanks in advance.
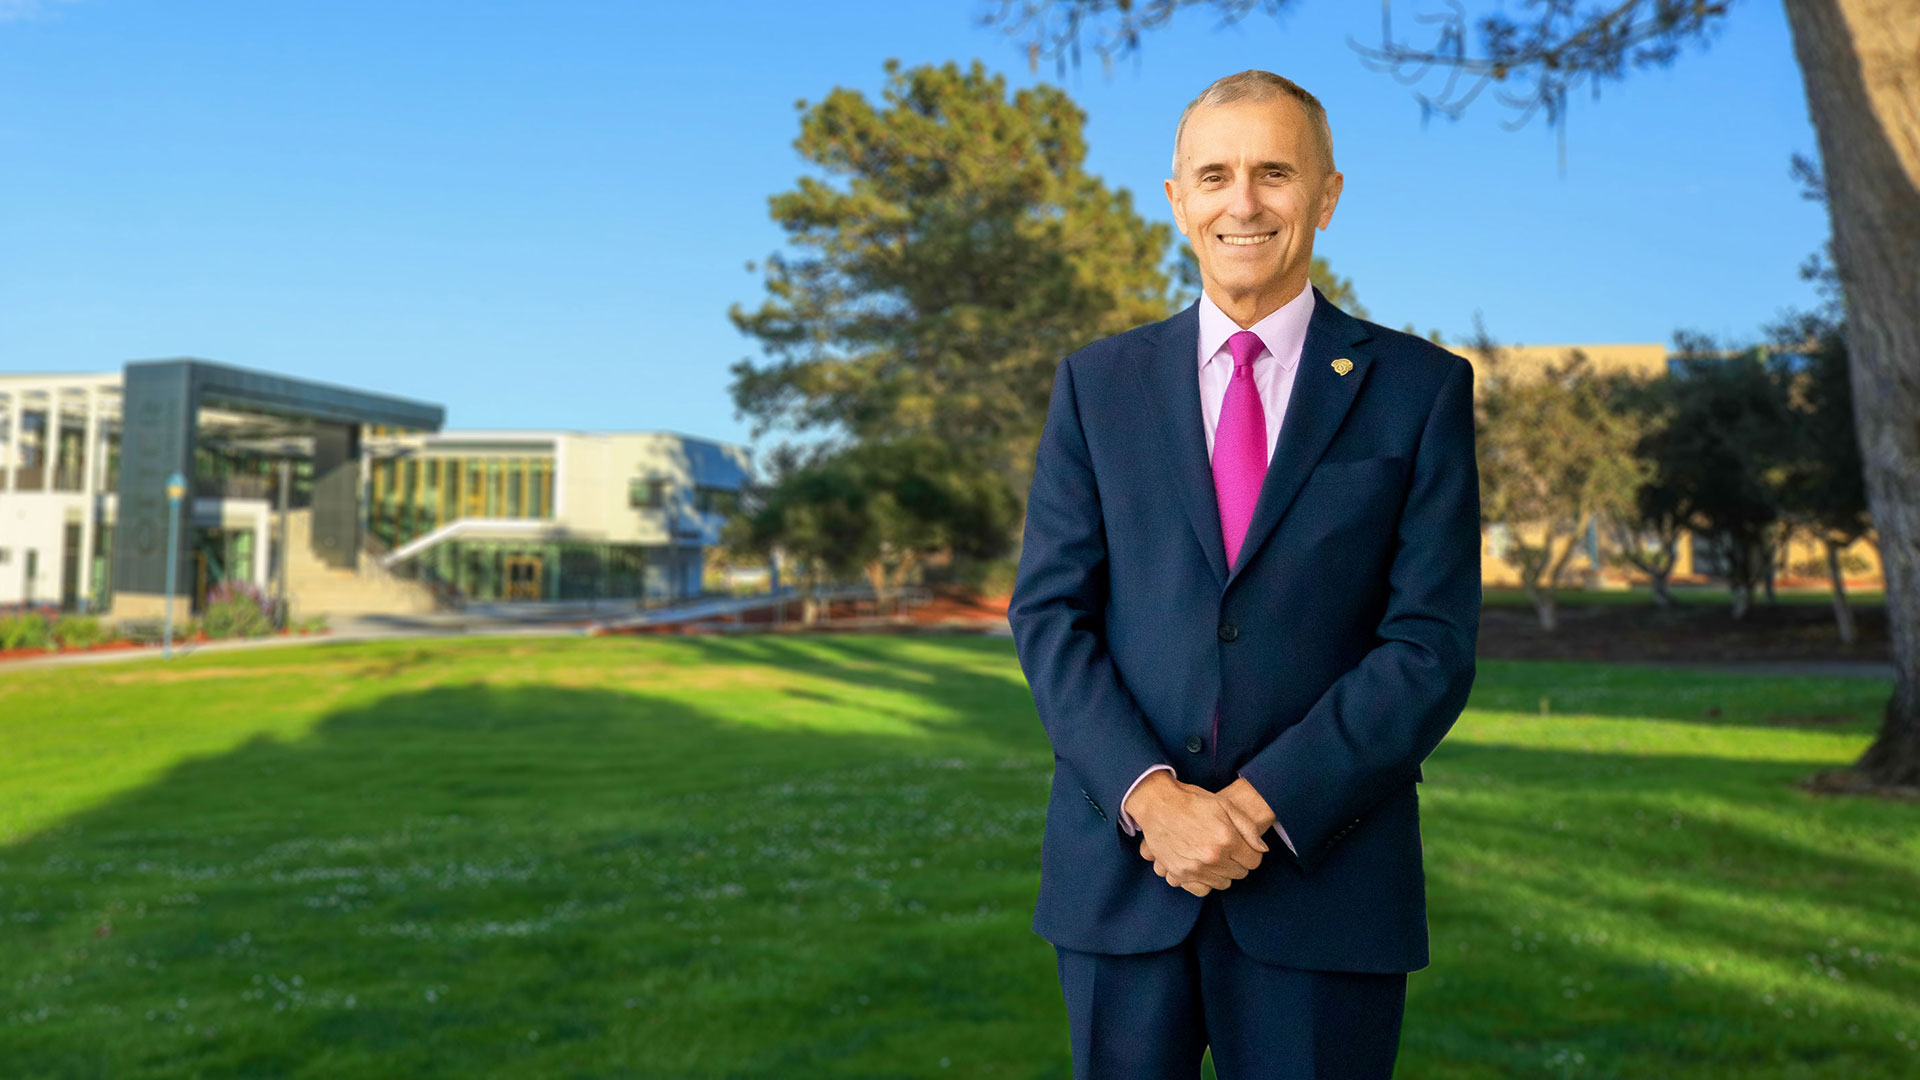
[1220,232,1276,246]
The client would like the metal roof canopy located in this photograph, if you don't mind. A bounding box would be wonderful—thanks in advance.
[143,357,444,431]
[111,358,446,604]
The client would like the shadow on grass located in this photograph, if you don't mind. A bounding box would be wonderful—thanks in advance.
[0,637,1914,1078]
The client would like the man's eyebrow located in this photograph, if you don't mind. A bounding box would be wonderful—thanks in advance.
[1190,159,1299,179]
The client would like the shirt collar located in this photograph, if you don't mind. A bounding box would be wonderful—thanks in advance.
[1197,282,1315,371]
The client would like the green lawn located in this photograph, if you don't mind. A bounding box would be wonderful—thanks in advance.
[0,636,1915,1079]
[1480,586,1885,608]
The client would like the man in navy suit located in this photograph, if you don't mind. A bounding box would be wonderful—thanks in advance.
[1008,70,1480,1078]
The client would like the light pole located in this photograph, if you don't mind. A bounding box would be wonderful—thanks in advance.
[164,470,185,660]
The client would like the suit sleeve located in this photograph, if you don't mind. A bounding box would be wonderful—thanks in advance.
[1009,357,1175,838]
[1237,353,1480,871]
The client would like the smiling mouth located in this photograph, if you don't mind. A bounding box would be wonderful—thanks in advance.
[1218,231,1278,246]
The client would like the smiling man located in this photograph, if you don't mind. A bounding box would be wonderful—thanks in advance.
[1008,71,1481,1078]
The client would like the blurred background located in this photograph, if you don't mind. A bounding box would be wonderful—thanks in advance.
[2,1,1915,1077]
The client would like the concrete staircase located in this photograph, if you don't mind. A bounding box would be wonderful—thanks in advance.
[281,508,448,619]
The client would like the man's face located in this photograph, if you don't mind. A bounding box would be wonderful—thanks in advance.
[1164,96,1344,320]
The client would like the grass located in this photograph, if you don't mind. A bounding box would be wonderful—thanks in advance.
[0,635,1915,1079]
[1481,586,1885,608]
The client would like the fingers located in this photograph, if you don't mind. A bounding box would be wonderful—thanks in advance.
[1140,841,1258,889]
[1154,859,1233,892]
[1206,809,1265,873]
[1221,801,1270,858]
[1139,790,1270,894]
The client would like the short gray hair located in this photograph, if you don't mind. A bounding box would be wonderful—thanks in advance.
[1171,70,1335,177]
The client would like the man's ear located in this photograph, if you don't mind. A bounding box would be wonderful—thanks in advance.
[1316,170,1344,231]
[1164,177,1188,237]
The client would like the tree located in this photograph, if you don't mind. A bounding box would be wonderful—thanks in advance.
[1475,346,1649,631]
[1605,374,1690,609]
[1659,335,1800,620]
[724,446,872,625]
[1772,158,1874,644]
[983,0,1920,786]
[1774,315,1873,643]
[729,59,1178,505]
[725,438,1018,623]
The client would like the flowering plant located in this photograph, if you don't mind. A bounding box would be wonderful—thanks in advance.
[203,580,283,639]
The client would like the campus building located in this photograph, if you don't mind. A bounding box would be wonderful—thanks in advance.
[0,360,751,619]
[361,427,750,605]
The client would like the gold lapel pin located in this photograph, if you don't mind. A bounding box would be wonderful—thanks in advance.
[1332,357,1354,376]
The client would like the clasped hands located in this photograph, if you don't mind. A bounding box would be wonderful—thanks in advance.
[1123,772,1277,897]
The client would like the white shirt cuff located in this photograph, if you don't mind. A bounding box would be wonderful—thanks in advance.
[1117,763,1176,836]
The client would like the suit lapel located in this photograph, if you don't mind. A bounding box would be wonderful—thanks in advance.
[1225,288,1375,587]
[1134,301,1229,588]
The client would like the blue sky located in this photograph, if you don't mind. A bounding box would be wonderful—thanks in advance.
[0,0,1828,450]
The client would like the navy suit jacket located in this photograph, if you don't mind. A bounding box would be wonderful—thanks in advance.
[1008,288,1480,974]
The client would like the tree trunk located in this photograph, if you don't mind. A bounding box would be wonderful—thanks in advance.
[1763,542,1779,605]
[1650,531,1679,609]
[1728,536,1770,617]
[1611,522,1678,608]
[1650,566,1673,609]
[1784,0,1920,785]
[803,574,822,627]
[1526,583,1559,631]
[1827,539,1858,645]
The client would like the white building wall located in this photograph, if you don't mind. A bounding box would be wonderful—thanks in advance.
[0,374,121,611]
[0,494,85,607]
[554,432,751,546]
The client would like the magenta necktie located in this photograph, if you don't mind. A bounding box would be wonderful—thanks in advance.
[1213,330,1268,570]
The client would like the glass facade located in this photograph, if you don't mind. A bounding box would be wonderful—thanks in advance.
[368,449,705,604]
[365,454,556,550]
[390,538,693,604]
[191,441,315,504]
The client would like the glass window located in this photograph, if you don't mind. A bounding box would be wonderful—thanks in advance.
[694,485,739,516]
[630,477,668,509]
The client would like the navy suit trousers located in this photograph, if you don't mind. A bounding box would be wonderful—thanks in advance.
[1053,890,1407,1079]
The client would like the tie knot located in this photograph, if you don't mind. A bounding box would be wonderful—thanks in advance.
[1227,330,1264,373]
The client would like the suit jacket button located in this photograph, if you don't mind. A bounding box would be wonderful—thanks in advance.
[1217,622,1239,642]
[1185,735,1205,754]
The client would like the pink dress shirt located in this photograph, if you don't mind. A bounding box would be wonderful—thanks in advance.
[1115,283,1314,856]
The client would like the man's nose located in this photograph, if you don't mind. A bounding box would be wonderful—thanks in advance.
[1227,175,1260,221]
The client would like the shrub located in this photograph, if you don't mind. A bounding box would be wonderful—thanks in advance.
[52,614,113,649]
[0,608,56,651]
[202,580,276,640]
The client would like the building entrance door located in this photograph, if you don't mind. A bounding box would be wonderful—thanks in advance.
[192,527,257,611]
[505,555,542,601]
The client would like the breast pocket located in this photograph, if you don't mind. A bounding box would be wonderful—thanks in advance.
[1306,457,1408,486]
